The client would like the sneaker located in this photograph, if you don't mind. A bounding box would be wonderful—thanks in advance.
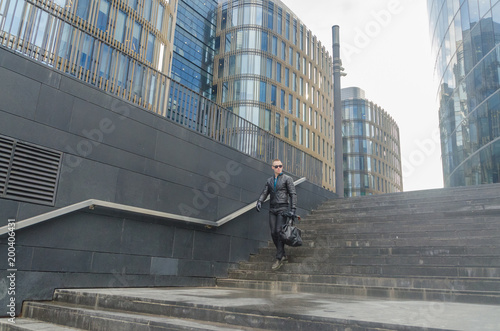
[271,259,283,270]
[281,256,288,263]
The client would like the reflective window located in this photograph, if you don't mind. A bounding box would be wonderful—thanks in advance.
[76,0,90,20]
[271,84,277,105]
[275,112,280,134]
[132,21,142,53]
[143,0,152,21]
[96,0,109,31]
[267,2,273,30]
[157,4,164,30]
[128,0,137,11]
[115,10,127,43]
[260,81,266,103]
[277,7,282,35]
[146,32,155,63]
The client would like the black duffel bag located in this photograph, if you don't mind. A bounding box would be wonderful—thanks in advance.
[279,211,303,247]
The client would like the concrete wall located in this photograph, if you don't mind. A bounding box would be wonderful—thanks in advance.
[0,46,337,316]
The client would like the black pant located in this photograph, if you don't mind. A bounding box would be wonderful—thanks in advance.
[269,206,288,260]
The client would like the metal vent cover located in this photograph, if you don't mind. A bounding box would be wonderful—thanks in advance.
[0,135,62,206]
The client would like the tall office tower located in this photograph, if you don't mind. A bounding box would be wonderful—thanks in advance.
[427,1,500,187]
[341,87,403,196]
[0,0,178,116]
[171,0,218,98]
[213,0,336,190]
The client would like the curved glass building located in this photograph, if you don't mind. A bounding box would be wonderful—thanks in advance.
[427,0,500,187]
[213,0,335,190]
[342,87,403,196]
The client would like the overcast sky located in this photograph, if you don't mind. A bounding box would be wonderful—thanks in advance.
[284,0,443,192]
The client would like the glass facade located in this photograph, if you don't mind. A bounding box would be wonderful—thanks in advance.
[0,0,330,187]
[342,87,403,196]
[214,0,335,190]
[427,0,500,187]
[0,0,177,115]
[171,0,218,99]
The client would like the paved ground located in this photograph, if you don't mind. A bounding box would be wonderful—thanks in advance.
[74,287,500,330]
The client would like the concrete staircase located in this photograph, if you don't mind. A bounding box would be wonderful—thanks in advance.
[218,183,500,305]
[2,184,500,330]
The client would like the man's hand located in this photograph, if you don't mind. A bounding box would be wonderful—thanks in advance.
[256,201,262,212]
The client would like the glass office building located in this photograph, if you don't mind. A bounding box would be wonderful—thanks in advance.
[214,0,335,190]
[0,0,178,115]
[0,0,334,188]
[342,87,403,196]
[171,0,218,98]
[427,0,500,187]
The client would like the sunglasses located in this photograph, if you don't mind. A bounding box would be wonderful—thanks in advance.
[273,165,283,168]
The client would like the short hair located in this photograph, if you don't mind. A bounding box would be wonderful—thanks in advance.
[272,159,281,164]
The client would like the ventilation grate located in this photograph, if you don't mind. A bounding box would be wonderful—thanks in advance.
[0,135,62,206]
[0,136,14,195]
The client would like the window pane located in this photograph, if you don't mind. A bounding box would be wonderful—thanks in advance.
[157,4,164,30]
[132,21,142,53]
[114,10,127,43]
[146,32,155,62]
[96,0,109,31]
[76,0,90,20]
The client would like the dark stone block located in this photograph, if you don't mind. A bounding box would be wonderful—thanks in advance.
[59,76,112,110]
[172,228,194,259]
[0,47,61,88]
[150,257,179,276]
[114,169,162,209]
[158,179,218,220]
[30,247,93,272]
[91,253,151,275]
[119,219,174,257]
[110,98,158,129]
[0,67,41,119]
[57,157,119,203]
[178,259,214,277]
[17,212,123,252]
[0,200,20,224]
[35,84,74,131]
[0,244,33,270]
[192,230,230,262]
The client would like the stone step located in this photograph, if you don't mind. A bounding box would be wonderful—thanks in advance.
[216,278,500,305]
[299,236,500,248]
[256,245,500,257]
[318,184,500,206]
[319,195,500,210]
[235,261,500,278]
[248,252,500,267]
[29,288,425,331]
[299,216,500,232]
[20,301,267,331]
[310,204,500,218]
[299,228,500,240]
[0,318,82,331]
[224,270,500,292]
[301,212,500,225]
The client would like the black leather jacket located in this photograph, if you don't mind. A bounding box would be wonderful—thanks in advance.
[258,173,297,210]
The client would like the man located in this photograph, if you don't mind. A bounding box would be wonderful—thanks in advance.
[256,159,297,270]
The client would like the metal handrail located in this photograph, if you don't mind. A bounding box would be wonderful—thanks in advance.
[0,177,307,235]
